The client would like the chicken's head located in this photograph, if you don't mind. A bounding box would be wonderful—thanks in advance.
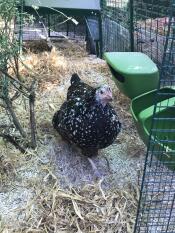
[95,84,113,107]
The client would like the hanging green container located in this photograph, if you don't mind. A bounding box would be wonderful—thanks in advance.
[104,52,159,99]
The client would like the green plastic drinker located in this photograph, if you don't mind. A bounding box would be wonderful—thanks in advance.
[104,52,159,99]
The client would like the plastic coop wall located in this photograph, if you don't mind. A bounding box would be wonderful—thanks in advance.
[24,0,101,10]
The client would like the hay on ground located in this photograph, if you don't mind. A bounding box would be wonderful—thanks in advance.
[0,39,145,232]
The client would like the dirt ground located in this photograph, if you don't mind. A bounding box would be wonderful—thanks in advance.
[0,39,146,232]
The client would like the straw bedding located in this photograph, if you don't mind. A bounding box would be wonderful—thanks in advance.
[0,39,145,232]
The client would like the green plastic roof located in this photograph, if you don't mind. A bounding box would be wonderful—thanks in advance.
[104,52,158,75]
[24,0,101,10]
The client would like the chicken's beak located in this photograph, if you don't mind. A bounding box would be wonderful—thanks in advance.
[105,93,113,102]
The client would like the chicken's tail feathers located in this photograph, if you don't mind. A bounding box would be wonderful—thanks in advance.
[52,110,60,129]
[71,73,81,85]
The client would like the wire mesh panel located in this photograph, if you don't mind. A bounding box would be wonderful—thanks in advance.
[101,0,171,66]
[15,12,87,41]
[134,0,170,67]
[101,0,131,52]
[134,1,175,232]
[48,14,86,40]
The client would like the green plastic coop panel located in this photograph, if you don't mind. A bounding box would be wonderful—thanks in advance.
[24,0,101,10]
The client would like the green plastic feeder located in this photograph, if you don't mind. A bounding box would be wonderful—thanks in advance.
[104,52,159,99]
[131,88,175,169]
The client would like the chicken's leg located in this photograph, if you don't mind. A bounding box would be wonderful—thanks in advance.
[87,157,102,179]
[81,148,102,179]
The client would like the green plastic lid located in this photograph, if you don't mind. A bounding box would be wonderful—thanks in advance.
[104,52,158,75]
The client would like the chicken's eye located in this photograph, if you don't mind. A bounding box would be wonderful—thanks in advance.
[100,90,104,94]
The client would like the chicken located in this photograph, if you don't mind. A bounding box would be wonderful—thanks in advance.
[53,73,121,177]
[67,73,95,100]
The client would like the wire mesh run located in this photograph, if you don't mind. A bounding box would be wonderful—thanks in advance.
[101,0,171,67]
[134,0,171,67]
[134,1,175,232]
[49,14,86,40]
[101,0,131,52]
[15,13,87,41]
[16,4,103,55]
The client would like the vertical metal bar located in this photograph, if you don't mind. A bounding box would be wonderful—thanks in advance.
[29,92,37,149]
[129,0,134,51]
[73,23,76,38]
[48,14,51,37]
[165,194,175,232]
[19,0,24,54]
[66,21,69,36]
[98,11,103,58]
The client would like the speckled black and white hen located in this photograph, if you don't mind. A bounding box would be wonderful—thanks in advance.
[67,73,95,100]
[53,73,121,176]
